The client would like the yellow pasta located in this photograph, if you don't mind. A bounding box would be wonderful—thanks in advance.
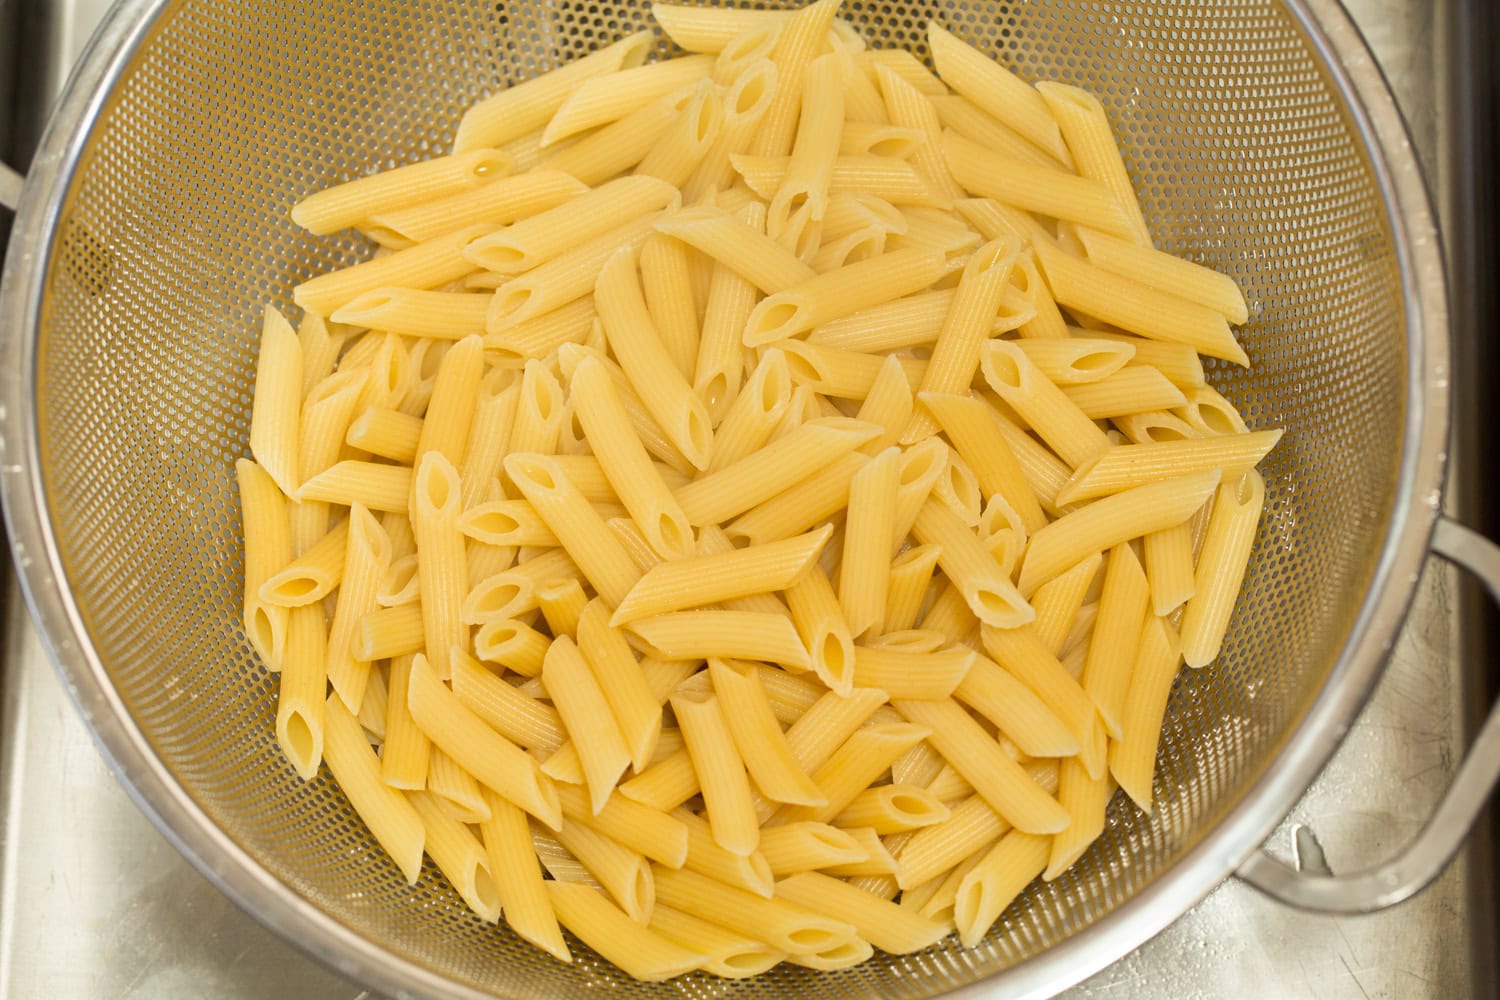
[653,865,856,957]
[629,610,811,671]
[248,306,302,495]
[365,170,587,248]
[953,655,1078,758]
[236,460,291,669]
[479,789,571,962]
[710,660,826,807]
[1108,615,1183,810]
[276,604,327,780]
[980,338,1110,469]
[1057,430,1283,506]
[325,505,391,711]
[743,248,946,345]
[672,690,761,856]
[543,55,715,145]
[1180,470,1266,668]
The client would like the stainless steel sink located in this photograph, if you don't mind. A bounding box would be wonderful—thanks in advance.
[0,1,1493,997]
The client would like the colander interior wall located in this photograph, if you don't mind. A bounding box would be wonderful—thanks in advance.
[28,0,1404,996]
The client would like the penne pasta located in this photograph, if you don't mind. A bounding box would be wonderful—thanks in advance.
[629,610,811,671]
[1180,470,1266,668]
[1108,615,1183,810]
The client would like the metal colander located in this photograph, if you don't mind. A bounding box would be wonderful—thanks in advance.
[0,0,1486,997]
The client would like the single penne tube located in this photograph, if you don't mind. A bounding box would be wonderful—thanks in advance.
[611,526,831,625]
[1062,365,1188,420]
[707,347,792,471]
[505,359,565,458]
[777,871,947,955]
[618,747,700,812]
[592,246,714,469]
[381,654,431,790]
[1033,238,1249,365]
[461,570,538,626]
[331,288,490,340]
[1108,614,1183,810]
[743,248,946,345]
[672,806,776,896]
[276,604,327,781]
[364,170,588,248]
[544,636,634,814]
[724,451,869,546]
[671,690,760,857]
[298,312,345,397]
[474,617,550,675]
[407,790,503,922]
[406,653,562,829]
[785,563,857,694]
[249,306,303,496]
[654,204,815,293]
[1113,409,1203,446]
[1013,336,1136,385]
[909,498,1032,629]
[889,436,949,547]
[883,544,943,633]
[747,0,843,157]
[1045,754,1111,880]
[850,643,976,700]
[1029,552,1103,655]
[346,406,422,463]
[676,418,880,526]
[942,130,1133,239]
[629,611,812,671]
[893,698,1069,835]
[555,820,655,923]
[297,460,412,513]
[639,232,703,380]
[918,392,1047,534]
[575,600,663,772]
[709,660,825,808]
[903,237,1019,442]
[872,64,963,203]
[465,175,680,275]
[980,339,1111,468]
[733,153,949,207]
[413,335,484,473]
[292,148,512,235]
[504,453,642,608]
[428,746,492,824]
[556,344,697,476]
[323,694,424,883]
[478,789,571,962]
[1016,468,1221,596]
[758,822,867,875]
[1073,226,1248,324]
[952,828,1050,948]
[1143,521,1196,617]
[556,783,689,869]
[768,52,843,242]
[775,339,925,400]
[832,783,951,834]
[325,505,391,711]
[694,203,766,425]
[839,122,922,159]
[482,296,596,365]
[1056,430,1283,506]
[296,370,365,526]
[855,355,916,453]
[837,447,899,636]
[926,21,1066,160]
[485,213,658,332]
[294,224,492,318]
[648,904,785,979]
[546,881,699,982]
[1180,470,1266,667]
[569,354,695,560]
[450,647,565,752]
[807,288,953,351]
[1035,81,1151,245]
[236,459,291,669]
[1177,384,1251,436]
[652,865,857,957]
[542,54,715,145]
[773,723,930,826]
[411,453,466,681]
[259,518,348,607]
[978,623,1102,772]
[960,653,1080,755]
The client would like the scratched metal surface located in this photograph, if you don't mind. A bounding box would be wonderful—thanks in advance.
[0,0,1475,998]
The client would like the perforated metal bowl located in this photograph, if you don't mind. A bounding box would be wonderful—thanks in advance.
[1,0,1497,997]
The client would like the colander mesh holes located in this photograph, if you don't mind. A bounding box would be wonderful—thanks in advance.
[33,0,1403,996]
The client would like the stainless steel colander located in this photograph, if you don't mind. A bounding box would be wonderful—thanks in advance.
[2,0,1499,997]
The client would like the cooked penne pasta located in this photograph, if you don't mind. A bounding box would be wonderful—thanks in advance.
[629,610,811,671]
[236,459,291,669]
[276,605,327,780]
[1180,470,1266,667]
[543,55,715,145]
[1108,615,1183,810]
[408,790,503,922]
[575,600,663,771]
[779,871,946,954]
[547,881,699,981]
[671,691,760,857]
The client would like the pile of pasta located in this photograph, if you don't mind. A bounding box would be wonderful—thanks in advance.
[239,0,1281,982]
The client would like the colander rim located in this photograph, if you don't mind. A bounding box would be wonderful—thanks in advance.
[0,0,1450,998]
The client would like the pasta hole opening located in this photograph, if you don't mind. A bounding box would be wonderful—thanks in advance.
[476,511,522,536]
[527,378,559,421]
[477,243,528,269]
[792,217,822,261]
[751,301,804,342]
[655,514,692,557]
[627,867,653,919]
[690,101,718,144]
[868,137,914,158]
[722,25,775,63]
[492,285,534,322]
[363,225,410,249]
[787,928,841,950]
[272,575,320,601]
[512,459,558,492]
[420,464,454,511]
[888,791,930,816]
[899,448,940,486]
[782,350,823,385]
[844,232,884,265]
[348,290,395,314]
[733,73,771,115]
[982,347,1023,389]
[699,371,729,411]
[819,632,849,675]
[1144,422,1192,443]
[471,863,502,916]
[953,881,983,938]
[684,406,713,461]
[282,710,317,771]
[747,851,774,889]
[482,622,521,647]
[1194,402,1242,436]
[250,605,277,658]
[418,341,451,380]
[973,586,1026,620]
[1071,351,1120,375]
[471,153,508,178]
[476,583,523,615]
[722,950,780,974]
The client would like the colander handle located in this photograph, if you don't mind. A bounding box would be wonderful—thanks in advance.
[1234,516,1500,913]
[0,161,22,212]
